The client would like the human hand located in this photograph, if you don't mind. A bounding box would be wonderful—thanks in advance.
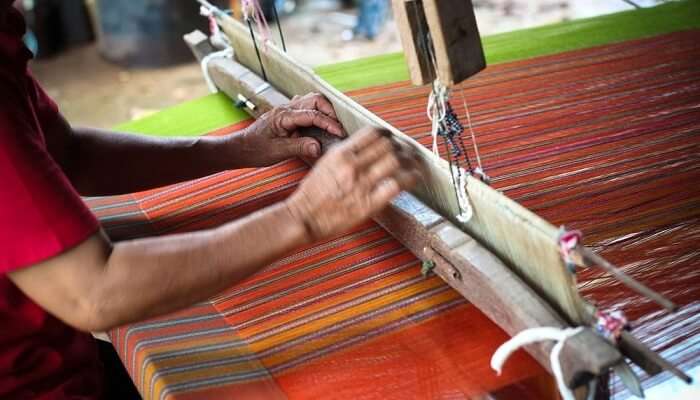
[231,93,344,167]
[285,126,422,242]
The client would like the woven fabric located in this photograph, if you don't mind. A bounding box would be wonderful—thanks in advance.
[98,120,542,400]
[349,31,700,393]
[85,29,700,399]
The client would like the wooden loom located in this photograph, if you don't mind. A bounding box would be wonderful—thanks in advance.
[187,0,691,396]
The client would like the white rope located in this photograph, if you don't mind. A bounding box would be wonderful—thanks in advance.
[201,47,234,93]
[426,80,448,158]
[452,165,473,223]
[491,327,584,400]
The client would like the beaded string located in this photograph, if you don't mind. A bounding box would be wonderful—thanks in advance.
[427,80,475,222]
[411,1,487,222]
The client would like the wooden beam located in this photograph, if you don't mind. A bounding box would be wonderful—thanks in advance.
[391,0,486,86]
[184,31,624,389]
[391,0,435,85]
[421,0,486,86]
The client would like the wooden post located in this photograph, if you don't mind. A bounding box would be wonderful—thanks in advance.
[392,0,486,86]
[392,0,435,85]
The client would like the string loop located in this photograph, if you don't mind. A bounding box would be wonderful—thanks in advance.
[200,47,234,93]
[491,327,584,400]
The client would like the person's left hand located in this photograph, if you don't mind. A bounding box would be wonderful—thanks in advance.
[229,93,345,167]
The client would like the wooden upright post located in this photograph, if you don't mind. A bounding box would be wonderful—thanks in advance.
[392,0,486,86]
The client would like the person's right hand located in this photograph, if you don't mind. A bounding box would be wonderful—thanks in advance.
[285,126,422,242]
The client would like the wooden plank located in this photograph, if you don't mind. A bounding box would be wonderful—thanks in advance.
[183,30,215,62]
[382,201,620,389]
[215,14,587,324]
[391,0,435,85]
[421,0,486,86]
[184,33,623,389]
[391,0,486,86]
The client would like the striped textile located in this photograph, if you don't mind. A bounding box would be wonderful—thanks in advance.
[97,121,543,399]
[85,30,700,399]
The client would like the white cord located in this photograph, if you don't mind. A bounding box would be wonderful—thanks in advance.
[427,80,448,158]
[452,165,473,223]
[200,47,234,93]
[491,327,584,400]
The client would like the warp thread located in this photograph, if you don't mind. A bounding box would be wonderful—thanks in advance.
[459,87,490,184]
[270,0,287,51]
[240,0,270,81]
[491,327,584,400]
[242,0,272,49]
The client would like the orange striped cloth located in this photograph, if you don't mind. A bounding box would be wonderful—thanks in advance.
[87,30,700,399]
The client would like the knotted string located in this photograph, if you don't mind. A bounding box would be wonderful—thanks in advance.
[427,80,474,223]
[427,80,448,157]
[452,165,473,223]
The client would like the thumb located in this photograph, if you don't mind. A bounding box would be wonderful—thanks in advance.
[278,137,321,159]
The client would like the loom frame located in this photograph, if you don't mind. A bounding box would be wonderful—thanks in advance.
[185,30,622,394]
[184,2,691,393]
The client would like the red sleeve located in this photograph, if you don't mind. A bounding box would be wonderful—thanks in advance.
[0,69,99,274]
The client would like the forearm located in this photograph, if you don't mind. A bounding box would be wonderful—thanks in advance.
[10,127,413,333]
[91,201,307,329]
[67,127,246,195]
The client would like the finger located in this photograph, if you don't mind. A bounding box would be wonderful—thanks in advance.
[392,169,420,191]
[364,152,401,187]
[396,148,421,171]
[292,92,339,120]
[282,110,343,137]
[353,136,393,168]
[343,127,386,154]
[368,178,401,213]
[275,137,321,159]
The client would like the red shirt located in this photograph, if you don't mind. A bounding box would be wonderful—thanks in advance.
[1,3,103,399]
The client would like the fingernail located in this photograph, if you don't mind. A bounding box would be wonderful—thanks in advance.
[309,142,320,157]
